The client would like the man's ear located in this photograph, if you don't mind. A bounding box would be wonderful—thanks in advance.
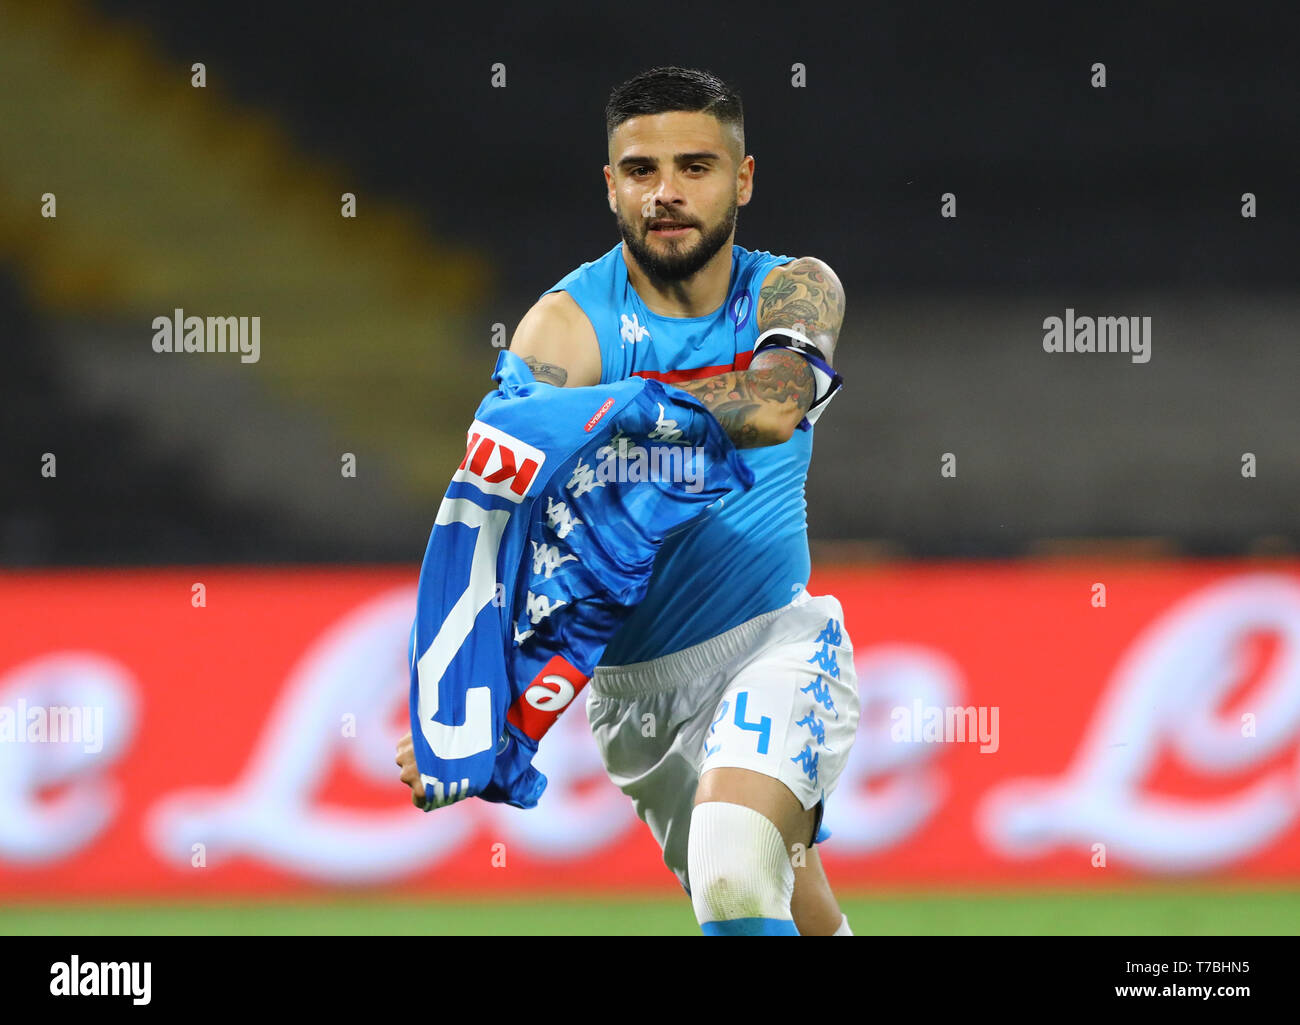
[737,154,755,207]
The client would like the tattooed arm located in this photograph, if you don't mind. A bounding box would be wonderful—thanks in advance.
[678,257,846,448]
[508,290,602,388]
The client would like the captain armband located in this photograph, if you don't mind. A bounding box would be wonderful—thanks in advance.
[752,328,844,431]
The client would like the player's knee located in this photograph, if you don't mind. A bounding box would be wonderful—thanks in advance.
[688,801,796,932]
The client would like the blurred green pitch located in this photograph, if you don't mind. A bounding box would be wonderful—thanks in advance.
[3,885,1298,935]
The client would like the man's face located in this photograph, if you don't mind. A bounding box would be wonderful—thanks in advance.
[605,111,753,283]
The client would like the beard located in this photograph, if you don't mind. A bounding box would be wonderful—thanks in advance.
[616,197,738,283]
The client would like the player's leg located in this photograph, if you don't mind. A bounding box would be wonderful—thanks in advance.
[693,766,847,935]
[585,669,714,900]
[792,843,851,936]
[687,593,859,936]
[587,591,859,934]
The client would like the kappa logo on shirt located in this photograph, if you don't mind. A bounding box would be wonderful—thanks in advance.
[456,420,545,502]
[619,313,651,346]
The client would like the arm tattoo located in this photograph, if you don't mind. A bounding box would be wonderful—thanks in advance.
[679,349,815,448]
[756,256,846,361]
[521,354,568,386]
[677,257,843,447]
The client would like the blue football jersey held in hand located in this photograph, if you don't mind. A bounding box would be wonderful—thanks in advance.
[408,349,754,810]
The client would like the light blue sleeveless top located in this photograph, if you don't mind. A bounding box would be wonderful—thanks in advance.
[542,242,812,664]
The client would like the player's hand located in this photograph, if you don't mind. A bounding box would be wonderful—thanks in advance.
[395,731,427,809]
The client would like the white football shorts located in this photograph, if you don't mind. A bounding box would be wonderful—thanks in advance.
[586,587,860,890]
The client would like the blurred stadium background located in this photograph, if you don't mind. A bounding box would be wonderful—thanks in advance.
[2,0,1298,934]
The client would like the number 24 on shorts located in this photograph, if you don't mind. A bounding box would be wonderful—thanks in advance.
[704,691,772,757]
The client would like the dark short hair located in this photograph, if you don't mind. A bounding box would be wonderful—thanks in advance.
[605,66,744,155]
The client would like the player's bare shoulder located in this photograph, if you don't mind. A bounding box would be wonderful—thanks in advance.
[509,290,602,387]
[756,256,846,363]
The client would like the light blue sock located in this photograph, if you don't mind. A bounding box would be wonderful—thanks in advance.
[701,917,800,936]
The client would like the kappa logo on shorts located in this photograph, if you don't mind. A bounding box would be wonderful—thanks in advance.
[506,655,590,742]
[790,745,819,784]
[800,677,837,718]
[807,619,843,679]
[791,618,843,783]
[456,420,545,502]
[802,619,842,719]
[792,706,831,784]
[795,711,828,748]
